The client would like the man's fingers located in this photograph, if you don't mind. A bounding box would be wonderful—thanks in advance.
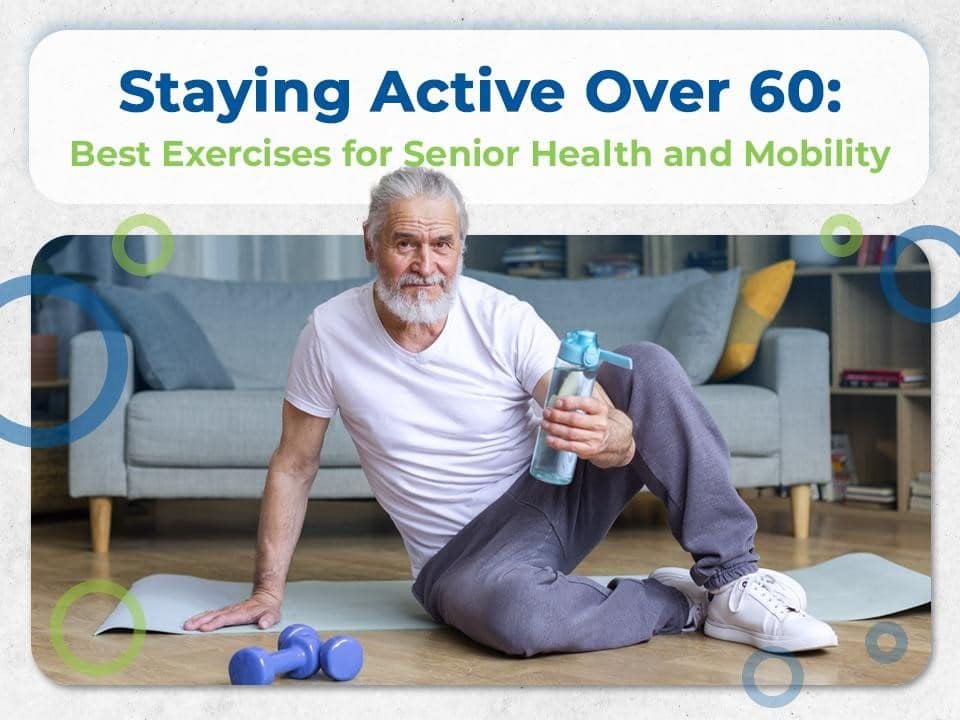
[541,421,597,442]
[543,408,606,431]
[183,609,220,630]
[554,396,605,414]
[185,600,273,632]
[546,436,595,454]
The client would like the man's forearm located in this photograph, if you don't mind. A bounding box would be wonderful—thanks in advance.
[252,461,315,600]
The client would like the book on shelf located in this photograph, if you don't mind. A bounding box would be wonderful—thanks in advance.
[909,481,931,498]
[908,471,932,512]
[844,484,896,499]
[839,367,929,388]
[855,235,895,266]
[844,483,896,509]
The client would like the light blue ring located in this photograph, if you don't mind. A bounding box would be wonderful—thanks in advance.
[865,621,908,664]
[741,646,804,708]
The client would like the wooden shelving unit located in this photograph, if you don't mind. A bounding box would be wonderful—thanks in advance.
[750,239,932,514]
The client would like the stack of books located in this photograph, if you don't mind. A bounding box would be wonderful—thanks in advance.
[909,471,931,512]
[844,484,897,509]
[839,367,929,389]
[501,240,566,278]
[584,253,643,278]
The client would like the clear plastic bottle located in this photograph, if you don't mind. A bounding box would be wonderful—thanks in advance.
[530,330,633,485]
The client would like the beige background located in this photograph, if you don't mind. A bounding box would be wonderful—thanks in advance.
[1,2,956,717]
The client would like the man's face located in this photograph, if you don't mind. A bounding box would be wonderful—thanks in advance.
[366,195,464,324]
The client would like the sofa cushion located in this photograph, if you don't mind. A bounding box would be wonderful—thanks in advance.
[712,260,796,381]
[94,283,234,390]
[126,389,359,467]
[693,383,780,456]
[126,384,778,468]
[656,267,741,385]
[465,268,709,349]
[147,274,369,389]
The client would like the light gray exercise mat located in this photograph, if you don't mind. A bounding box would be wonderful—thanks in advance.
[95,553,930,635]
[781,552,931,622]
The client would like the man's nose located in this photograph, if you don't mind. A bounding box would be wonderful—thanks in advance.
[411,244,436,274]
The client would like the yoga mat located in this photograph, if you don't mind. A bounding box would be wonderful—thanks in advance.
[95,553,930,635]
[782,552,931,622]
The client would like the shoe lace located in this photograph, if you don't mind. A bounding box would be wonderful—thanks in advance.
[758,572,802,611]
[729,575,791,619]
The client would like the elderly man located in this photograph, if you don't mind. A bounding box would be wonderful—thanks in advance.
[185,167,837,656]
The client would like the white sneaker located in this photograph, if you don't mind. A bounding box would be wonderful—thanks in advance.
[647,568,709,632]
[705,571,838,653]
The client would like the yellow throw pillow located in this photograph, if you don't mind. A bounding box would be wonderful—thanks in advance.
[711,259,796,381]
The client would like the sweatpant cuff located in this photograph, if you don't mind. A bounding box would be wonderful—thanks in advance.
[697,561,760,591]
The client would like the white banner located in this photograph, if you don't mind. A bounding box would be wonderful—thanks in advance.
[29,30,928,204]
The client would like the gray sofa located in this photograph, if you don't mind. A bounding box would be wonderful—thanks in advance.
[69,268,830,552]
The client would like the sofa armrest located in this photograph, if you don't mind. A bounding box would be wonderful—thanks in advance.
[730,327,831,487]
[68,330,134,498]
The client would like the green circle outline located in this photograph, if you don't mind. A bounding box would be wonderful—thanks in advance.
[49,579,146,677]
[819,213,864,257]
[112,213,174,276]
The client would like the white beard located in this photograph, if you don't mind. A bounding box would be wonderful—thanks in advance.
[373,257,462,325]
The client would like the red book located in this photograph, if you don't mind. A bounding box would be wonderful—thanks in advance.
[841,368,929,383]
[874,235,892,264]
[856,236,873,266]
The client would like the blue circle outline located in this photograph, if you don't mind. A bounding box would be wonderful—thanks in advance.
[865,621,908,664]
[1,275,128,448]
[880,225,960,324]
[741,646,804,708]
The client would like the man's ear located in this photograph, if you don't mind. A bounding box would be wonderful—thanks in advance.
[362,222,375,263]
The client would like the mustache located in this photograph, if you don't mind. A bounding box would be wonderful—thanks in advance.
[396,272,446,289]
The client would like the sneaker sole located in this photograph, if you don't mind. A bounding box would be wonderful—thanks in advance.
[704,619,838,653]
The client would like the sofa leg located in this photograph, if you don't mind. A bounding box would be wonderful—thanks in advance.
[790,485,811,540]
[90,497,112,553]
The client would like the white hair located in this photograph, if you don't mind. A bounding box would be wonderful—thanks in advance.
[364,167,469,247]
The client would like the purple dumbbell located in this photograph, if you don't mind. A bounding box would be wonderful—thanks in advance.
[228,623,363,685]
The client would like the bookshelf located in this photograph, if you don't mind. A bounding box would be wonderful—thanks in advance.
[750,238,932,514]
[465,234,932,513]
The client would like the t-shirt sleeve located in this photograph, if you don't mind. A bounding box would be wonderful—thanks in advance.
[513,301,560,395]
[284,314,337,418]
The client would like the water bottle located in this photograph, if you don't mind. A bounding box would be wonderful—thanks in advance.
[530,330,634,485]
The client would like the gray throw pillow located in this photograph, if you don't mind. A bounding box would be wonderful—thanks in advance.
[94,283,234,390]
[655,267,741,385]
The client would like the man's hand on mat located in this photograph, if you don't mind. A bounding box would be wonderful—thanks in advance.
[182,589,282,632]
[541,395,635,469]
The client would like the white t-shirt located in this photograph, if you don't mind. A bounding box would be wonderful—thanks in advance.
[284,276,560,578]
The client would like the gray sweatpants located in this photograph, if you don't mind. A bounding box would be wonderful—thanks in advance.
[411,342,760,657]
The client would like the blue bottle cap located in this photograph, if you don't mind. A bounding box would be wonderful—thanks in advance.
[557,330,633,371]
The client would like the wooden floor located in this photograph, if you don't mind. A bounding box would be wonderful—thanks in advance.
[31,494,931,686]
